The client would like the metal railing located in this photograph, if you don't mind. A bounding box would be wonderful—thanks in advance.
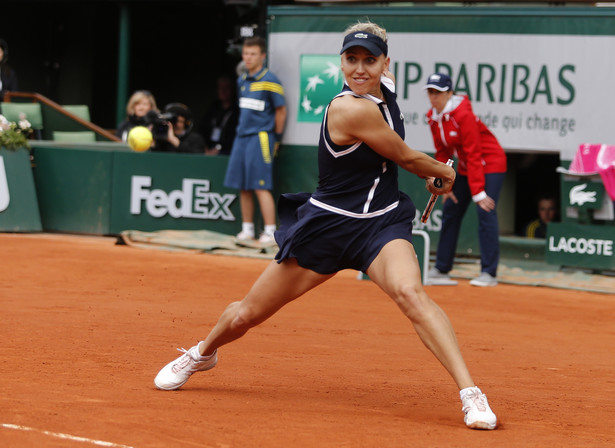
[3,91,121,142]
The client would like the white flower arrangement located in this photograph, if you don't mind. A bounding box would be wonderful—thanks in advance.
[0,113,34,150]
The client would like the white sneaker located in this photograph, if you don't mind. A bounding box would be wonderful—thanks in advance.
[154,346,217,391]
[235,230,255,241]
[470,272,498,287]
[258,232,276,246]
[461,387,498,430]
[426,267,458,286]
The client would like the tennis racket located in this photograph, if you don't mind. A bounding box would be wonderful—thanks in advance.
[420,159,454,223]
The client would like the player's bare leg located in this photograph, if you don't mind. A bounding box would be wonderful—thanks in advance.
[155,259,333,391]
[366,239,497,429]
[367,239,473,387]
[199,258,333,356]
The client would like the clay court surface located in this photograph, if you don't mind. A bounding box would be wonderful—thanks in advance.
[1,233,614,447]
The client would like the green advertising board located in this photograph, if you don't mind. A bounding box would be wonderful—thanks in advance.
[29,144,480,257]
[546,222,615,270]
[31,145,243,236]
[0,148,42,232]
[32,145,114,234]
[110,151,241,235]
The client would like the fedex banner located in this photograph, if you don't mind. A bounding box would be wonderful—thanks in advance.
[268,7,615,161]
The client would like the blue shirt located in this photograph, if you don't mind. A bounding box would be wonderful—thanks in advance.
[236,67,285,137]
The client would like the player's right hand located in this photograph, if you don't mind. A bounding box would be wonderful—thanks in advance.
[426,174,454,195]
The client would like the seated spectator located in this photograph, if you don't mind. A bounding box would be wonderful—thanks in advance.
[199,75,239,156]
[524,195,558,238]
[151,103,205,154]
[116,90,158,143]
[0,38,18,101]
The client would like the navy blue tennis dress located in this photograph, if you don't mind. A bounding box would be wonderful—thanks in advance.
[274,81,416,274]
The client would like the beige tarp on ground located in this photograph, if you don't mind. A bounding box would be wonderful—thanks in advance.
[119,229,277,259]
[119,230,614,294]
[450,260,614,295]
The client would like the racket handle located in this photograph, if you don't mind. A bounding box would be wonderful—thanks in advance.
[420,195,438,223]
[420,159,454,223]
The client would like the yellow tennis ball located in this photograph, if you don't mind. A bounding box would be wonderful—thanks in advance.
[127,126,153,152]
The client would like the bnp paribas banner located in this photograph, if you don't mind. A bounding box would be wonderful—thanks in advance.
[268,7,615,161]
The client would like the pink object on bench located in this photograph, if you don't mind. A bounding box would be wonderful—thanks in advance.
[597,144,615,200]
[559,143,602,175]
[556,143,615,200]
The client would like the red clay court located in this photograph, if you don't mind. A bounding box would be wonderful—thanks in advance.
[1,233,614,447]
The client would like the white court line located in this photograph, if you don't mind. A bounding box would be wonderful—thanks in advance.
[0,423,135,448]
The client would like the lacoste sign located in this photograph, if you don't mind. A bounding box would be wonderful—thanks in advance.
[546,222,615,270]
[569,183,596,206]
[562,180,604,210]
[548,236,613,257]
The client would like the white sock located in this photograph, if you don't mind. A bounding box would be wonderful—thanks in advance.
[460,386,481,401]
[196,341,214,359]
[264,224,276,236]
[242,222,255,237]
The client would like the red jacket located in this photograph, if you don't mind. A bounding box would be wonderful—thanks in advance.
[426,95,507,200]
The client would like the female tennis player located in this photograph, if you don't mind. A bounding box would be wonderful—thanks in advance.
[154,20,497,430]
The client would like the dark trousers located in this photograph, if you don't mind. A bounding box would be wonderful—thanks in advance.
[434,172,505,277]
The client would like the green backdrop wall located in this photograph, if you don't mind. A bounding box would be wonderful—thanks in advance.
[29,142,480,254]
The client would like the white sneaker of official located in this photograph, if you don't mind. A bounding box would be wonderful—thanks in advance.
[425,267,458,286]
[469,272,498,287]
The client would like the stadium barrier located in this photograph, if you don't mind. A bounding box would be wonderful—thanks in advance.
[27,143,480,253]
[6,142,612,273]
[0,148,42,232]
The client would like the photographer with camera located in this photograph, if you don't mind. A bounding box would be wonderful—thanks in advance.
[116,90,159,144]
[149,103,206,154]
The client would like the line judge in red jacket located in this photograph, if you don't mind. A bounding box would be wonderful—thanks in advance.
[424,73,507,287]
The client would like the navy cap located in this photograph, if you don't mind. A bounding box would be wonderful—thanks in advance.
[424,73,453,92]
[340,31,388,57]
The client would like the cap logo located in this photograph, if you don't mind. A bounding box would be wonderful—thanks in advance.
[430,74,441,81]
[340,31,388,57]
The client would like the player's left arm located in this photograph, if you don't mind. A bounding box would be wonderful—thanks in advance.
[330,96,455,191]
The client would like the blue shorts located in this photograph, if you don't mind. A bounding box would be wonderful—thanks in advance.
[224,132,274,190]
[274,192,416,274]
